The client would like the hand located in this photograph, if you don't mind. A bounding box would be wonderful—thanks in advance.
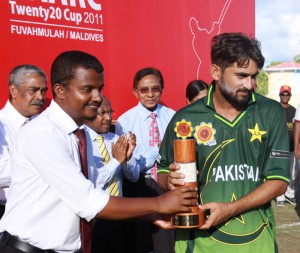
[126,132,136,160]
[111,135,128,164]
[168,163,186,190]
[157,141,162,149]
[156,186,198,214]
[152,214,175,229]
[198,202,235,229]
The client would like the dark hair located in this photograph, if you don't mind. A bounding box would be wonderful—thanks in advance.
[211,33,265,71]
[133,67,164,89]
[50,50,104,96]
[8,64,47,100]
[186,80,209,101]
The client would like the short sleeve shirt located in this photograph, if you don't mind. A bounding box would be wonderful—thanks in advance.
[157,85,290,253]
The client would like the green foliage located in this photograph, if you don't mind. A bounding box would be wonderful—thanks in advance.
[266,61,283,68]
[293,54,300,63]
[256,70,268,95]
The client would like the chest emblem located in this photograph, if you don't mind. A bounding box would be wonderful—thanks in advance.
[174,119,193,139]
[194,122,216,145]
[248,123,267,142]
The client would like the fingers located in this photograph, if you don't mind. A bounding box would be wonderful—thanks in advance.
[168,171,185,188]
[179,185,197,194]
[153,220,175,229]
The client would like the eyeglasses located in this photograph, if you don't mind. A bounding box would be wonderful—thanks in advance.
[97,110,115,117]
[136,86,162,94]
[280,93,291,97]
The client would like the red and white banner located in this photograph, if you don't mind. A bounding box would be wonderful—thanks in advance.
[0,0,255,117]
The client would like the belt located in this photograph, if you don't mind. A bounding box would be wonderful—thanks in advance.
[0,231,56,253]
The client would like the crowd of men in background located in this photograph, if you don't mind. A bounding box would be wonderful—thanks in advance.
[0,32,298,253]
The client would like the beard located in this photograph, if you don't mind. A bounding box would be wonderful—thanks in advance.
[219,79,252,107]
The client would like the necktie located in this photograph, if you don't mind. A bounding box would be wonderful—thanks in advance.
[149,113,160,181]
[75,129,92,253]
[96,135,120,196]
[149,113,160,146]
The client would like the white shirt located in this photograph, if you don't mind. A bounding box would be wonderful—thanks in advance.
[0,101,109,253]
[294,103,300,121]
[0,101,30,204]
[85,126,140,196]
[115,102,175,174]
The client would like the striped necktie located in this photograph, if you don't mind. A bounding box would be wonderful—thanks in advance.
[149,113,160,146]
[75,129,92,253]
[96,135,120,196]
[149,113,160,181]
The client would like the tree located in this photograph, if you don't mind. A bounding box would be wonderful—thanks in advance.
[256,70,268,95]
[293,54,300,63]
[267,61,283,68]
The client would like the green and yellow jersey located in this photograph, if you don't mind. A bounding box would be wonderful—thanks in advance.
[157,85,290,253]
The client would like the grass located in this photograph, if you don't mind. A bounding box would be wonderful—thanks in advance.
[272,200,300,253]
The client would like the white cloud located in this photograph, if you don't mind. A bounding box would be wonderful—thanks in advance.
[256,0,300,65]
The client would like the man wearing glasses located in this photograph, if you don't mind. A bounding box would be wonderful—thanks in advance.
[84,95,140,253]
[276,85,297,207]
[116,67,176,253]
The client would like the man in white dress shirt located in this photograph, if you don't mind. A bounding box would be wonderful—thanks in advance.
[0,64,48,218]
[0,51,197,253]
[85,96,139,253]
[116,67,176,253]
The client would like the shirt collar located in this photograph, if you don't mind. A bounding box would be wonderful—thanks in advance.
[206,81,257,111]
[3,100,30,127]
[49,100,79,135]
[84,125,98,141]
[137,102,162,121]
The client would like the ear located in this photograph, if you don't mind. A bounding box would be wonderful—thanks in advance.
[133,89,139,99]
[210,64,221,81]
[53,83,67,100]
[9,84,19,99]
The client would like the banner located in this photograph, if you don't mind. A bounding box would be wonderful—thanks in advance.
[0,0,255,117]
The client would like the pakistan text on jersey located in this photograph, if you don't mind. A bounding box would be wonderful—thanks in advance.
[211,164,259,182]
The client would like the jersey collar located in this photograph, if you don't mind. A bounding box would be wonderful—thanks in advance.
[205,81,257,128]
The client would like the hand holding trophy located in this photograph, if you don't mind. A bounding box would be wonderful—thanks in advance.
[172,139,205,228]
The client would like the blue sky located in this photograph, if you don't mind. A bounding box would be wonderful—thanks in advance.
[256,0,300,66]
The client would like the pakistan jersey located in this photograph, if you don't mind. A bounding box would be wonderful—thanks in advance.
[157,85,290,253]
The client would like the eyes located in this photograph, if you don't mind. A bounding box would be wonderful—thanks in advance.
[82,86,103,94]
[236,73,258,80]
[26,87,48,96]
[97,110,116,116]
[136,86,161,94]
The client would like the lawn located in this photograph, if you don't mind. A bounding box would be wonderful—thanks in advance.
[273,201,300,253]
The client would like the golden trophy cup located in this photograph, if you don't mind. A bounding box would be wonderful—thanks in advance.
[172,139,205,228]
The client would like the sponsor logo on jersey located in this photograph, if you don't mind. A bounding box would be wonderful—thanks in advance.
[194,122,216,146]
[248,123,267,142]
[270,149,290,159]
[174,119,193,139]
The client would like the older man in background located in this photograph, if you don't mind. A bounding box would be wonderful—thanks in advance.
[0,64,48,218]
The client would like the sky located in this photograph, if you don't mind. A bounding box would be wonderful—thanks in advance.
[256,0,300,66]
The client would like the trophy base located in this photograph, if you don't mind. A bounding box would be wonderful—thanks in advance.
[172,210,205,228]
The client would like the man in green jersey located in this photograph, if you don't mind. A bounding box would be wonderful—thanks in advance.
[157,33,290,253]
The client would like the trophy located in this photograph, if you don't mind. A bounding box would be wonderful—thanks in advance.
[172,139,205,228]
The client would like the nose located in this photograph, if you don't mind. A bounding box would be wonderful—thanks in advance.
[36,90,45,101]
[148,90,155,96]
[104,113,112,119]
[244,76,254,90]
[93,89,103,104]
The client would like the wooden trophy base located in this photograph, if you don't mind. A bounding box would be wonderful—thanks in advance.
[173,139,204,228]
[172,209,205,228]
